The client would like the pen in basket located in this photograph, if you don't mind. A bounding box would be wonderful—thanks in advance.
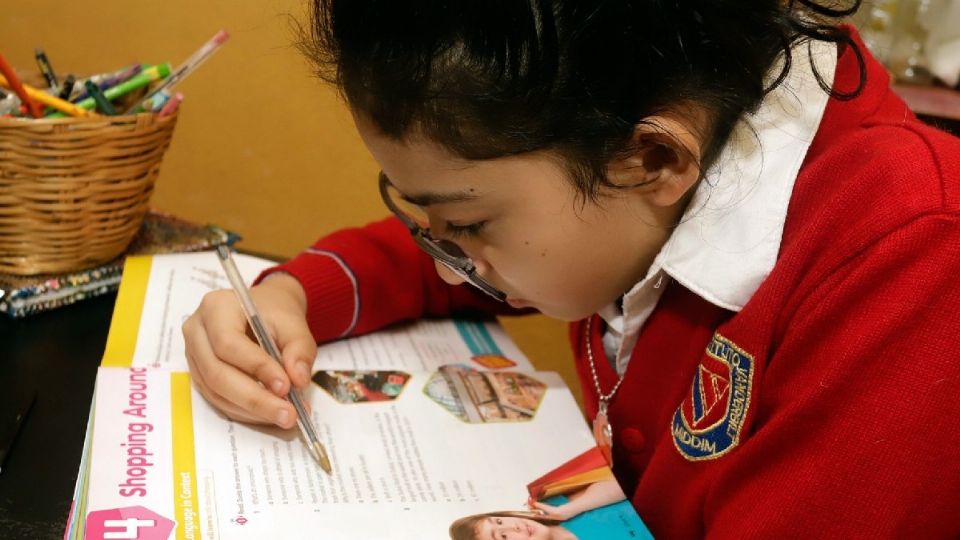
[0,52,42,117]
[0,70,94,117]
[1,29,227,119]
[126,30,229,114]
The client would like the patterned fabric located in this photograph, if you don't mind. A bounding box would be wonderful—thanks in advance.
[0,210,238,317]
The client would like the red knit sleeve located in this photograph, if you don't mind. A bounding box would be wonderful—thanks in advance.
[256,216,521,344]
[705,213,960,538]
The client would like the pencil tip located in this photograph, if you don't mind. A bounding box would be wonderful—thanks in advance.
[313,442,332,475]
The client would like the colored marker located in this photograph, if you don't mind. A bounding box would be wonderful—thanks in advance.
[71,64,141,102]
[48,63,171,117]
[157,92,183,117]
[0,72,93,118]
[141,89,171,112]
[0,52,42,118]
[34,48,59,91]
[84,80,116,115]
[125,30,228,113]
[57,74,76,101]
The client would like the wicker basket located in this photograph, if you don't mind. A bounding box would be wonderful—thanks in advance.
[0,112,178,275]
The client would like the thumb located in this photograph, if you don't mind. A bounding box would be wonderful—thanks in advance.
[531,501,564,520]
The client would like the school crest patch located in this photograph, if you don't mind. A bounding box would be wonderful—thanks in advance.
[672,333,754,461]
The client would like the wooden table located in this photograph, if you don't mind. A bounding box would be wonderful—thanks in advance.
[893,83,960,135]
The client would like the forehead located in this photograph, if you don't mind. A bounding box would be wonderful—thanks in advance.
[475,517,497,537]
[357,115,469,183]
[357,113,575,198]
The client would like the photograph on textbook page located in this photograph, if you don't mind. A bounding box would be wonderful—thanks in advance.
[312,370,411,404]
[425,365,548,423]
[449,446,651,540]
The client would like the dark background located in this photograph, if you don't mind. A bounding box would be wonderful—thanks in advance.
[0,293,116,539]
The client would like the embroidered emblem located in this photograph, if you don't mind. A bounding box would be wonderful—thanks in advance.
[672,333,754,461]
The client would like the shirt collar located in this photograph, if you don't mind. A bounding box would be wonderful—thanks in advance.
[599,39,838,369]
[653,38,837,312]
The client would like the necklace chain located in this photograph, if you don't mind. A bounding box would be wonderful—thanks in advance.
[585,316,626,404]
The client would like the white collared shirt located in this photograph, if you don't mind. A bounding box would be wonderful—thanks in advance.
[601,39,838,373]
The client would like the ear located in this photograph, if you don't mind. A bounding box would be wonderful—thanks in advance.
[608,114,704,208]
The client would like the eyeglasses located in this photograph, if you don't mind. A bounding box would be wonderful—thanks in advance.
[378,172,507,302]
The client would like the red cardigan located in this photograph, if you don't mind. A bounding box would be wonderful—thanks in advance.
[267,33,960,538]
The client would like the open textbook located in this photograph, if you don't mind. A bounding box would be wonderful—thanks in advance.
[65,252,652,539]
[97,252,531,372]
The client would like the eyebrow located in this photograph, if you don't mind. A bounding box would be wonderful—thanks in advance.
[485,517,496,540]
[399,189,480,207]
[383,174,480,207]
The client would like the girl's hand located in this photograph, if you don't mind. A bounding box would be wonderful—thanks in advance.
[182,272,317,429]
[527,478,627,522]
[529,500,576,521]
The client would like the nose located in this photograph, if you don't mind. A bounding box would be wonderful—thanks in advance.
[493,522,523,538]
[434,257,496,288]
[434,260,466,285]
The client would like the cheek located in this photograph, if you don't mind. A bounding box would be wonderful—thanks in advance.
[500,237,600,291]
[532,525,552,540]
[495,241,619,320]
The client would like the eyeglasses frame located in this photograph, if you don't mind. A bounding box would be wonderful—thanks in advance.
[378,172,507,302]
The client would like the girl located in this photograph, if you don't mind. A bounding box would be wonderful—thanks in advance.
[183,0,960,536]
[449,478,632,540]
[449,511,573,540]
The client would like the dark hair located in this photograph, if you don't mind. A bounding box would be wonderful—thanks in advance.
[448,511,563,540]
[297,0,864,199]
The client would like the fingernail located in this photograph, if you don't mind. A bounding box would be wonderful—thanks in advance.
[297,362,311,383]
[276,409,290,427]
[270,379,284,394]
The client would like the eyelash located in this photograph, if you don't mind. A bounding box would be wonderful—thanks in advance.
[443,221,487,239]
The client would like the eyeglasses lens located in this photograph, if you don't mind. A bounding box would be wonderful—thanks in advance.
[384,184,467,258]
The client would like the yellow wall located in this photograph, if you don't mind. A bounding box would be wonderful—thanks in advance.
[2,0,579,405]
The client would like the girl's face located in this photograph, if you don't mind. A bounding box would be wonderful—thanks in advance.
[356,116,682,321]
[475,515,553,540]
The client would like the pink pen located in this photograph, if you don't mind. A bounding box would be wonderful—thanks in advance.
[157,92,183,117]
[125,29,229,114]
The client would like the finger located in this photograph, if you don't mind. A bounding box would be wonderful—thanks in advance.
[185,312,298,428]
[271,314,318,388]
[198,291,293,396]
[198,344,298,428]
[188,359,263,424]
[531,501,562,518]
[185,321,264,424]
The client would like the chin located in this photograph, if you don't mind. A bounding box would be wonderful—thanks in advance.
[536,304,594,322]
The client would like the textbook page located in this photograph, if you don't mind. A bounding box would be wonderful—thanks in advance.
[110,251,531,371]
[78,367,650,540]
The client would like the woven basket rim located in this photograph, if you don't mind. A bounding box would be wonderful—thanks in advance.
[0,111,177,126]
